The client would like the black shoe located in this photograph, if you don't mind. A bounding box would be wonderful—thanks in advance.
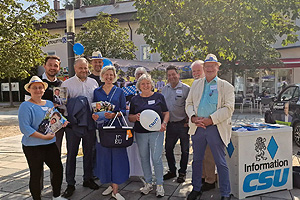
[83,179,99,190]
[62,185,75,198]
[187,190,202,200]
[163,171,176,180]
[176,173,186,183]
[201,182,216,191]
[221,196,231,200]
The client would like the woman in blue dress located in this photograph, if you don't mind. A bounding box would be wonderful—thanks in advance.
[92,65,129,200]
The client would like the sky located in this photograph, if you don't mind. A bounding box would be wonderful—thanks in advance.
[19,0,61,9]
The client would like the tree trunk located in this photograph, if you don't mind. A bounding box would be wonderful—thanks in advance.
[8,77,14,107]
[231,67,235,86]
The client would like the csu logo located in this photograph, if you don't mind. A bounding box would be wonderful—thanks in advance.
[149,117,159,128]
[243,136,289,192]
[115,135,122,145]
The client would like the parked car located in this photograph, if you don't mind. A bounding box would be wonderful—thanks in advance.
[265,84,300,146]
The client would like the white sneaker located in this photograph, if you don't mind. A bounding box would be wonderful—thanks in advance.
[102,185,113,195]
[53,196,68,200]
[156,185,165,197]
[112,192,125,200]
[140,182,153,195]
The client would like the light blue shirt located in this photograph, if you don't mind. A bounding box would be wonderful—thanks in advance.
[18,100,56,146]
[197,76,218,118]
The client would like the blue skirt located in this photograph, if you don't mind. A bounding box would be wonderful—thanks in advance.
[95,142,129,184]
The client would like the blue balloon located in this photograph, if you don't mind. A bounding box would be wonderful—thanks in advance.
[73,43,84,55]
[102,58,113,68]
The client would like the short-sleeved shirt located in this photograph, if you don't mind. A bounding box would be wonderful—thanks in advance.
[197,76,218,118]
[129,92,168,133]
[18,100,56,146]
[161,82,190,122]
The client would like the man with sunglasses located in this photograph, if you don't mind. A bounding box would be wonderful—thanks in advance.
[186,54,235,200]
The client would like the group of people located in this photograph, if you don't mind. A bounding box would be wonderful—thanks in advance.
[18,52,234,200]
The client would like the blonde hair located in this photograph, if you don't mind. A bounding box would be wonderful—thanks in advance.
[100,65,118,83]
[136,74,155,92]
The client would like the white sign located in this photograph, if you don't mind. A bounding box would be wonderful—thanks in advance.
[226,126,292,199]
[1,82,19,91]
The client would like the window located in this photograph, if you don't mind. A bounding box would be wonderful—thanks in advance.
[47,51,56,56]
[280,86,297,101]
[141,45,151,61]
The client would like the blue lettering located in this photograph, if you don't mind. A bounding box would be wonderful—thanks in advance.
[243,173,258,192]
[149,117,158,128]
[257,170,274,190]
[273,168,289,187]
[243,168,289,193]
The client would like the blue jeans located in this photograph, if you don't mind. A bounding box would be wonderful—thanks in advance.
[165,121,190,174]
[191,126,230,197]
[136,131,164,185]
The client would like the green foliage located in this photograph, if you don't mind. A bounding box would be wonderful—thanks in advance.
[76,12,137,59]
[149,68,165,80]
[63,0,131,8]
[135,0,300,72]
[0,0,56,79]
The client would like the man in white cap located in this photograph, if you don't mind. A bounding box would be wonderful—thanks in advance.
[191,59,217,192]
[89,51,104,86]
[186,54,234,200]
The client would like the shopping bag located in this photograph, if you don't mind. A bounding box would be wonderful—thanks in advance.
[99,112,134,148]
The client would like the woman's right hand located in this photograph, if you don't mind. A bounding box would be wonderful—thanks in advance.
[43,133,55,140]
[135,113,141,121]
[92,114,99,121]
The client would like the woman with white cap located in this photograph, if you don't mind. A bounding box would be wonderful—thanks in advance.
[18,76,67,200]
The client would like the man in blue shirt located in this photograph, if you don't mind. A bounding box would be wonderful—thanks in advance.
[186,54,235,200]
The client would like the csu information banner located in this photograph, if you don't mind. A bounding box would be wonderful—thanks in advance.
[226,125,292,199]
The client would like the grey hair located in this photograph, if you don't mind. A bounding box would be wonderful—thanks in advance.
[74,57,89,67]
[136,74,155,92]
[191,60,204,69]
[100,65,118,83]
[134,67,147,77]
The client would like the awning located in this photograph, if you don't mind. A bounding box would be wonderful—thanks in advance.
[280,58,300,68]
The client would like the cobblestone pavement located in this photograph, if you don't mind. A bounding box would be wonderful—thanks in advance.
[0,105,300,200]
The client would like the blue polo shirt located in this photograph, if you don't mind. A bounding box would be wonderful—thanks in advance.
[197,76,218,118]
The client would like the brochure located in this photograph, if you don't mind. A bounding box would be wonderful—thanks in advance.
[38,107,66,135]
[53,87,68,106]
[91,101,115,125]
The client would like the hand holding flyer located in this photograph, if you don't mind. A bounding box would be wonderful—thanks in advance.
[38,107,67,135]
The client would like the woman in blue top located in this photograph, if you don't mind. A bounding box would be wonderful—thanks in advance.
[92,65,128,200]
[18,76,67,200]
[128,74,169,197]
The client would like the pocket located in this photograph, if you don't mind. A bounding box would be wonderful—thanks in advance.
[209,90,218,104]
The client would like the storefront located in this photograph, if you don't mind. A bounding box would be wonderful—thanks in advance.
[234,59,300,98]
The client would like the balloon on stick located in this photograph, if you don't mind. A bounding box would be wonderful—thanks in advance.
[140,109,161,131]
[73,43,84,55]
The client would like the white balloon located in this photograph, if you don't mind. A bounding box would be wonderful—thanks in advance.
[140,109,161,131]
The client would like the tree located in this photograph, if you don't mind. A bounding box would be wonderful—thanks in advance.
[0,0,56,106]
[76,12,137,59]
[135,0,300,84]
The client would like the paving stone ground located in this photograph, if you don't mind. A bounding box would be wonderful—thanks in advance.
[0,105,300,200]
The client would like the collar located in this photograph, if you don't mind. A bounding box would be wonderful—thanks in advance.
[167,81,182,89]
[42,72,57,82]
[205,76,218,84]
[75,74,88,83]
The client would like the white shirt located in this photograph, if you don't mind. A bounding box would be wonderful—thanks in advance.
[42,72,57,82]
[61,75,99,105]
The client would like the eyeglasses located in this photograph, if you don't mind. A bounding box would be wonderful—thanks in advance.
[30,86,44,90]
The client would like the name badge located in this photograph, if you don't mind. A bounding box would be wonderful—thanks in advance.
[148,100,155,105]
[210,85,217,90]
[176,89,183,94]
[41,107,49,111]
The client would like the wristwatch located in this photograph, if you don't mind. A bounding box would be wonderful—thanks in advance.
[163,121,168,125]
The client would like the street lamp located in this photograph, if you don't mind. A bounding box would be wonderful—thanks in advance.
[66,3,75,77]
